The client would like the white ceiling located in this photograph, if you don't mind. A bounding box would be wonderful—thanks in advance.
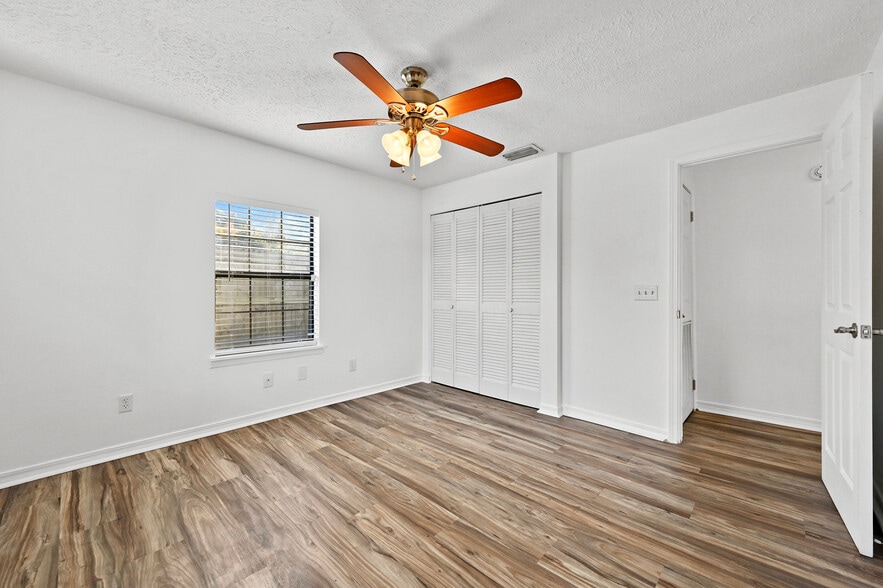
[1,1,882,187]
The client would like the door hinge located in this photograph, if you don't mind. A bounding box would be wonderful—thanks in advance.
[692,379,696,391]
[677,310,682,319]
[690,211,694,222]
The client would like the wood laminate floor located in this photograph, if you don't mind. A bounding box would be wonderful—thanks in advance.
[1,382,882,587]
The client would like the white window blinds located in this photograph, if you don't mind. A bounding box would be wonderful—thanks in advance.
[214,201,317,352]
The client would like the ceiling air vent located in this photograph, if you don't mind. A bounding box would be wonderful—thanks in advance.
[502,143,543,162]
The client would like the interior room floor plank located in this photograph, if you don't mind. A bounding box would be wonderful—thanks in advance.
[1,382,882,586]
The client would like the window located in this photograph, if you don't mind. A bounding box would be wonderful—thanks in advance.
[214,200,317,353]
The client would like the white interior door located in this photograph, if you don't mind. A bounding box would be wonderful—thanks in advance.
[820,73,873,557]
[453,208,479,392]
[431,212,454,386]
[679,184,695,423]
[679,184,694,323]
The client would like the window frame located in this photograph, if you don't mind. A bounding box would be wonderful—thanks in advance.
[210,196,322,366]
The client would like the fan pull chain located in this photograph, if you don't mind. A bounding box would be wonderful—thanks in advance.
[397,162,417,181]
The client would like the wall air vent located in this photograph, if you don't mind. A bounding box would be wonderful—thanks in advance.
[502,143,543,162]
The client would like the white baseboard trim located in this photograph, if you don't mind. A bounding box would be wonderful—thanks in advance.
[537,403,563,418]
[0,375,422,490]
[563,405,668,442]
[695,400,821,432]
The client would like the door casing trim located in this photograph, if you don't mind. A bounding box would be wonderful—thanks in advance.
[667,128,825,443]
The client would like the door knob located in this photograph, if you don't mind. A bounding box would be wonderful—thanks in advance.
[834,323,858,338]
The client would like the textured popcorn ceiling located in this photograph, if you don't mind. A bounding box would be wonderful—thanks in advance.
[1,1,882,187]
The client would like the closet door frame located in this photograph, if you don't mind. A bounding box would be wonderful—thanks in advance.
[431,195,543,408]
[422,158,560,417]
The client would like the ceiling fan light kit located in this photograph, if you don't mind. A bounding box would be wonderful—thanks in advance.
[298,52,522,175]
[415,129,442,166]
[382,129,411,166]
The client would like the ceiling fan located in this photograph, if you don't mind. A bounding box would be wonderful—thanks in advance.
[298,52,522,169]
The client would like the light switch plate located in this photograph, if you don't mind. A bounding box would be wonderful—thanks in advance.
[634,285,658,300]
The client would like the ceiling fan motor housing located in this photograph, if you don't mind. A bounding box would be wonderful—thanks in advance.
[401,66,427,88]
[394,66,441,119]
[397,86,440,108]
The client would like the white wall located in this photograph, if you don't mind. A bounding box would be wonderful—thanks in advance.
[689,142,822,430]
[0,71,424,487]
[561,77,853,441]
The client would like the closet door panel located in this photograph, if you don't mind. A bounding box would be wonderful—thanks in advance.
[479,201,510,399]
[480,314,508,400]
[509,195,542,407]
[510,314,541,404]
[430,212,454,386]
[453,208,479,392]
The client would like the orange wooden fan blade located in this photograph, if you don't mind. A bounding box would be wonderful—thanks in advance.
[333,52,406,106]
[436,124,504,156]
[430,78,522,119]
[297,119,389,130]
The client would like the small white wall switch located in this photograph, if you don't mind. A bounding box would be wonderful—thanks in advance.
[262,372,274,388]
[298,366,307,381]
[634,285,658,301]
[349,358,357,372]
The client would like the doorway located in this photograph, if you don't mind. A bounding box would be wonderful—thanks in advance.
[682,141,823,431]
[668,74,874,557]
[668,132,825,443]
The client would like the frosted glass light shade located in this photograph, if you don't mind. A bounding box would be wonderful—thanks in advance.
[390,150,411,166]
[419,151,441,166]
[382,130,411,166]
[416,129,442,166]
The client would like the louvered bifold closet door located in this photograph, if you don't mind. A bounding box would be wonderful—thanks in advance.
[453,208,480,392]
[479,201,510,400]
[431,212,455,386]
[508,194,542,407]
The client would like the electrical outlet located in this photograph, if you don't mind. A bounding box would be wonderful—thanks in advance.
[349,358,357,372]
[118,394,133,413]
[262,372,274,388]
[634,285,658,301]
[298,366,307,381]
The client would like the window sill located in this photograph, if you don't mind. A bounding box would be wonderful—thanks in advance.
[210,344,326,368]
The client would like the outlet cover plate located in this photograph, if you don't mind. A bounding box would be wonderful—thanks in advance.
[262,372,274,388]
[118,394,133,413]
